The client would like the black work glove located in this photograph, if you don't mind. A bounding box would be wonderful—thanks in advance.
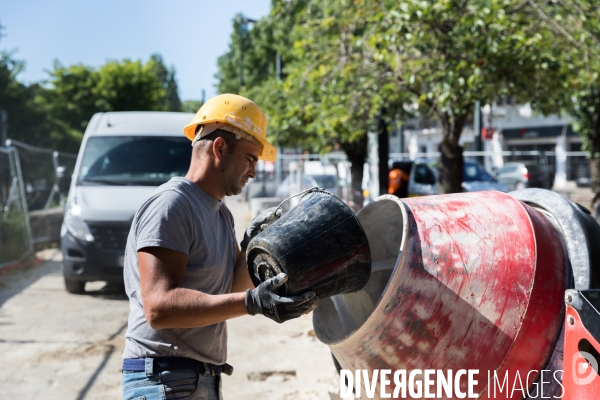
[245,273,319,323]
[240,206,283,252]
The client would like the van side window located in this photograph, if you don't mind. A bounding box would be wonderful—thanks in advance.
[414,165,436,185]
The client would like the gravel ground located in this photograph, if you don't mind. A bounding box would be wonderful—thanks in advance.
[0,195,345,400]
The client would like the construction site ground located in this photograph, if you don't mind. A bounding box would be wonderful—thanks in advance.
[0,187,594,400]
[0,195,346,400]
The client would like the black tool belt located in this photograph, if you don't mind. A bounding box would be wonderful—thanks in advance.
[123,357,233,376]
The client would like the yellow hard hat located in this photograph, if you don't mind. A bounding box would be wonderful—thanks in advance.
[183,93,277,162]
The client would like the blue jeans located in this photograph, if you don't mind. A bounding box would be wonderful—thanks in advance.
[122,359,221,400]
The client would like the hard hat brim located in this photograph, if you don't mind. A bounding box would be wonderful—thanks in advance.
[183,120,277,162]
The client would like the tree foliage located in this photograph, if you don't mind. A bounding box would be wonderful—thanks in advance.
[0,51,47,146]
[215,0,575,197]
[34,54,182,152]
[0,25,182,154]
[215,13,276,94]
[216,1,396,205]
[182,100,203,114]
[523,0,600,190]
[215,2,302,95]
[254,1,403,204]
[356,0,564,193]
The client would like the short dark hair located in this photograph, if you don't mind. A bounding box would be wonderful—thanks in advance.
[194,125,238,154]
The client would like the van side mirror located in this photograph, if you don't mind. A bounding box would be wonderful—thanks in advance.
[56,166,71,194]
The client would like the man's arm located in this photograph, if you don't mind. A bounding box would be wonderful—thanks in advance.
[230,245,255,293]
[230,206,283,293]
[139,246,247,330]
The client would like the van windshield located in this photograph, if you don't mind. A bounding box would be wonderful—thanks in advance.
[78,136,191,186]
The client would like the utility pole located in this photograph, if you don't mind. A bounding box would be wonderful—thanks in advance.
[238,14,256,93]
[474,101,483,164]
[395,113,404,155]
[378,109,389,196]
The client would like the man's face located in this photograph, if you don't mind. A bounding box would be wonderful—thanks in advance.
[220,138,259,196]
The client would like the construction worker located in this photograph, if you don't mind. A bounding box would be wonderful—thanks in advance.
[388,163,410,198]
[121,94,319,400]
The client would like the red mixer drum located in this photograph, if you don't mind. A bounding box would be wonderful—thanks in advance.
[313,191,567,399]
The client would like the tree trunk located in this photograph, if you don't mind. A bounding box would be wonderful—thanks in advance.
[591,157,600,194]
[436,111,468,194]
[377,111,389,196]
[340,133,368,210]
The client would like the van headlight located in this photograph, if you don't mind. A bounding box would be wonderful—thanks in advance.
[64,202,94,242]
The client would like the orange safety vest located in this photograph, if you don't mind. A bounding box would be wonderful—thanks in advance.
[388,168,409,195]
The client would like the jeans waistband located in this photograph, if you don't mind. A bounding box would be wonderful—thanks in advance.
[123,357,233,376]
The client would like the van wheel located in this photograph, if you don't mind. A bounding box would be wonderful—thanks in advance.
[64,277,85,294]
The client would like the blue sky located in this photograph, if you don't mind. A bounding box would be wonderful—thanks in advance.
[1,0,272,101]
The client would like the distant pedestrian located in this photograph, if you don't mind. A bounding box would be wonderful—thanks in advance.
[388,161,411,198]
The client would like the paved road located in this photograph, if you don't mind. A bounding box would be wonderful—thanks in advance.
[0,249,129,400]
[0,196,342,400]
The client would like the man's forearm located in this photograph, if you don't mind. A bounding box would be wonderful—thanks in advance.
[143,289,247,330]
[231,249,255,292]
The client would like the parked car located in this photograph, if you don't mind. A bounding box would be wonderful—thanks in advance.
[309,174,338,195]
[494,161,550,190]
[60,111,194,294]
[576,177,591,188]
[275,174,319,199]
[242,178,278,201]
[389,158,508,197]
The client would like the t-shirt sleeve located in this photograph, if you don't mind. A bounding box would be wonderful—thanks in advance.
[135,190,194,256]
[223,204,235,230]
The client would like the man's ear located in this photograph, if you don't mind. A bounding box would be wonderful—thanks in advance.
[212,137,228,162]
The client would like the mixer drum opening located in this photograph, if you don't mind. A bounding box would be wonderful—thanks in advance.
[314,196,406,344]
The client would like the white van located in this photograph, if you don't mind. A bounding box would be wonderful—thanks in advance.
[60,111,194,293]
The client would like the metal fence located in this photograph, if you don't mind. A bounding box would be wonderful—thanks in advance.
[0,140,77,269]
[5,139,77,211]
[390,150,592,185]
[245,152,352,203]
[0,145,33,268]
[249,149,594,207]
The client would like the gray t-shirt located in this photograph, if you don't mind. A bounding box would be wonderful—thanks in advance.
[122,177,237,364]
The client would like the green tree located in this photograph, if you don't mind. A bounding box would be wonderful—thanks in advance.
[215,7,288,95]
[94,59,163,111]
[150,54,182,112]
[247,1,404,206]
[182,100,203,113]
[0,26,55,213]
[216,14,253,94]
[36,62,101,151]
[0,51,47,144]
[216,1,394,206]
[217,0,571,196]
[523,0,600,191]
[36,54,182,152]
[0,23,50,150]
[367,0,564,193]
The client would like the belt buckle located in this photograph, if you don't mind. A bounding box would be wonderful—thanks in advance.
[210,364,216,376]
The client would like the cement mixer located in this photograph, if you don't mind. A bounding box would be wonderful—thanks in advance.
[309,189,600,399]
